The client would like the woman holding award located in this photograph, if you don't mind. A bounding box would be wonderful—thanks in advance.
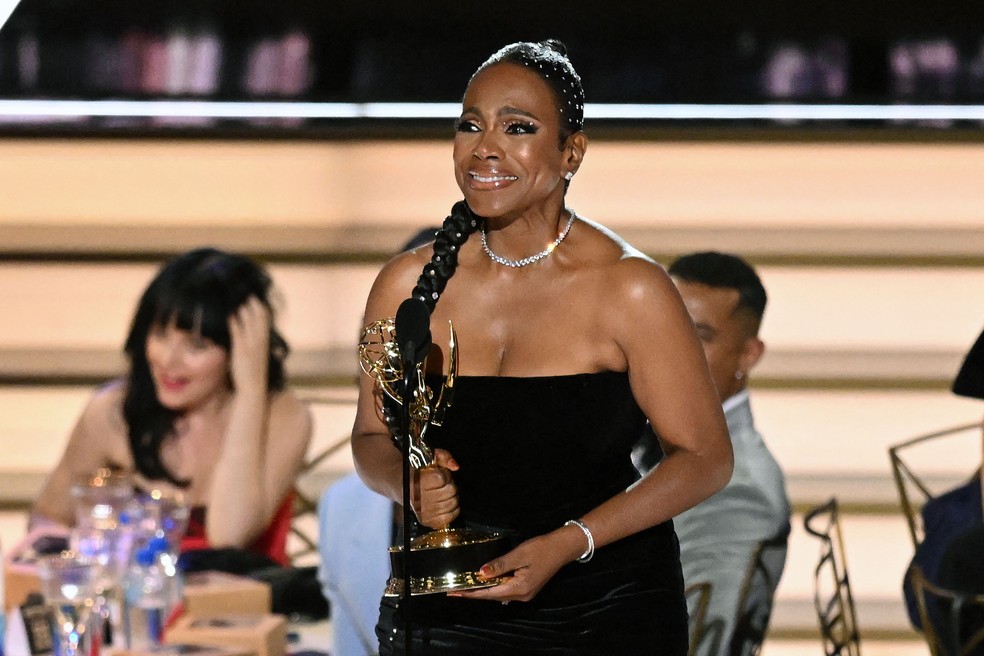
[352,40,734,655]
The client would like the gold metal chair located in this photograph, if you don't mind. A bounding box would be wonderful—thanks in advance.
[908,563,984,656]
[889,422,981,549]
[686,581,713,656]
[730,532,789,656]
[804,497,861,656]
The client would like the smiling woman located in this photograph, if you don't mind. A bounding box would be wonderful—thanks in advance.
[350,40,734,655]
[30,248,312,565]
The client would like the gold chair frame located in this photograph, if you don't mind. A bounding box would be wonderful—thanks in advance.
[804,497,861,656]
[730,532,789,656]
[686,581,713,656]
[908,563,984,656]
[889,422,981,549]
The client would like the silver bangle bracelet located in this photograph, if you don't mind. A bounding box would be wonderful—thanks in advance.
[564,519,595,563]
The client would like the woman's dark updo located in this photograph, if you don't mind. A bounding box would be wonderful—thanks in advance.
[122,247,288,485]
[385,42,584,449]
[410,40,585,315]
[471,38,585,142]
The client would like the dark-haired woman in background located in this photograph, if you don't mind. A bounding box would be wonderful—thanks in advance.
[32,248,312,565]
[352,40,733,654]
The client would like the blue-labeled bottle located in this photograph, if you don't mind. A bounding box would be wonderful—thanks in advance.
[122,543,173,650]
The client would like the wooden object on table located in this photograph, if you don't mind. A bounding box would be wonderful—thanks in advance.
[112,644,256,656]
[165,614,287,656]
[181,570,272,616]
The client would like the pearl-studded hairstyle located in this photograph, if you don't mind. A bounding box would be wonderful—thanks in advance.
[382,43,585,447]
[408,42,585,314]
[471,39,585,140]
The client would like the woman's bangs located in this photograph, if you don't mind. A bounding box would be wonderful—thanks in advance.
[152,289,230,347]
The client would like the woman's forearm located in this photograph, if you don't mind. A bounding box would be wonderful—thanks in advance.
[579,443,732,553]
[351,430,406,505]
[205,385,271,547]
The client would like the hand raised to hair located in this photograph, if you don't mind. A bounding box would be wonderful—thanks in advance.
[228,296,271,396]
[411,448,460,530]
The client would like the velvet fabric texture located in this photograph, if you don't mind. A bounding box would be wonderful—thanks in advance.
[376,372,689,655]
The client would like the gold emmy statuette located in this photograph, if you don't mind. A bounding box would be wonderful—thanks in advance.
[359,318,507,596]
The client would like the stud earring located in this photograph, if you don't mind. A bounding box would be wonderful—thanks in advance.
[564,171,574,181]
[735,371,744,380]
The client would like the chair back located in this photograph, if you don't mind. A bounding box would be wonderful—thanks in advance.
[289,392,358,564]
[889,422,981,549]
[908,563,984,656]
[686,581,713,656]
[804,497,861,656]
[730,531,790,656]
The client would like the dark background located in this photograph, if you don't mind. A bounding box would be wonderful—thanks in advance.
[2,0,984,134]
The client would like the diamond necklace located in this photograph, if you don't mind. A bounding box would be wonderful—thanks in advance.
[481,211,577,268]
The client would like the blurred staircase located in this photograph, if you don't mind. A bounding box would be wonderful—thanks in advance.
[3,136,984,654]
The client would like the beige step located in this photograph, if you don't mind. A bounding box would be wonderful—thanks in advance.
[3,140,984,233]
[3,223,983,265]
[761,639,927,655]
[4,262,984,352]
[1,139,983,269]
[0,344,966,389]
[754,389,983,480]
[1,262,983,385]
[0,385,979,496]
[0,262,379,353]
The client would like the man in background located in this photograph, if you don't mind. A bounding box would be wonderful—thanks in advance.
[635,251,791,655]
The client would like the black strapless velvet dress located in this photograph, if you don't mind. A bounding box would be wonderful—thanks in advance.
[377,372,688,655]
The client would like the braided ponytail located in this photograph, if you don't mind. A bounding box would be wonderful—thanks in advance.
[380,200,480,446]
[411,200,481,314]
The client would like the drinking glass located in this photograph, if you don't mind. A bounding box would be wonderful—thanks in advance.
[37,551,97,656]
[69,468,135,649]
[131,488,190,602]
[70,468,134,532]
[135,488,190,550]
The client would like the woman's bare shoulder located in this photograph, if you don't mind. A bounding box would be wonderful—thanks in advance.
[268,388,314,439]
[380,243,434,280]
[570,218,685,335]
[84,380,128,429]
[270,388,312,422]
[364,247,433,318]
[62,380,129,464]
[577,217,668,283]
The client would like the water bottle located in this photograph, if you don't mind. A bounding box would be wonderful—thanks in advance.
[122,542,175,650]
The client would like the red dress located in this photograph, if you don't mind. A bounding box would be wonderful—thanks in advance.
[179,492,294,566]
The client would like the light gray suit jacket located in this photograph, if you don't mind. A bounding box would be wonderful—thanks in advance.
[674,390,791,656]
